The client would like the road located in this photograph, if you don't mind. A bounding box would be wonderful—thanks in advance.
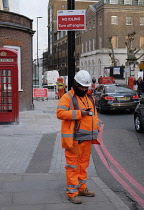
[92,110,144,210]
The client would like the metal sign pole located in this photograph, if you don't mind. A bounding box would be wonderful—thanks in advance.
[67,0,75,91]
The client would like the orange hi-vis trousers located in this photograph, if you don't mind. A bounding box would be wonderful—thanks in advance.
[65,140,92,198]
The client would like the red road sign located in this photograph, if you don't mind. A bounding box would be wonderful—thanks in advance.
[57,10,86,31]
[33,88,48,98]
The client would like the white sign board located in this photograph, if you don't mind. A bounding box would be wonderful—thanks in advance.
[57,10,86,31]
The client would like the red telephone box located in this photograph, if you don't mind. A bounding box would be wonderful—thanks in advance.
[0,48,19,123]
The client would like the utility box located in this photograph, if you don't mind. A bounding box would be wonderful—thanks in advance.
[0,48,19,123]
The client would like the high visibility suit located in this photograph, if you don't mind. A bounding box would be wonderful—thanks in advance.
[56,88,100,198]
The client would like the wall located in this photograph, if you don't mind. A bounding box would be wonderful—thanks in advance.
[0,10,34,111]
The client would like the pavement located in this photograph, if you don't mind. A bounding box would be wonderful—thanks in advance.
[0,99,131,210]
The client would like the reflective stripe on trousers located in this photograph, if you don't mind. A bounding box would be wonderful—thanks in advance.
[65,141,91,198]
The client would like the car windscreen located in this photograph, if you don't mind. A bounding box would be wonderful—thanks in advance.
[105,85,133,93]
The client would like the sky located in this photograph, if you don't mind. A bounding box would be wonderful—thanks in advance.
[9,0,49,60]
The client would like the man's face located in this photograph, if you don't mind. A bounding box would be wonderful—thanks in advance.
[77,85,89,91]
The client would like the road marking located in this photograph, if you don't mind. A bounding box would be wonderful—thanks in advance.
[94,122,144,208]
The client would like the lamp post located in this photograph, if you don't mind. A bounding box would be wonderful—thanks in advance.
[67,0,75,90]
[37,16,42,86]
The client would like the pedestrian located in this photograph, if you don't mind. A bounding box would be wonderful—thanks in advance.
[140,79,144,96]
[136,77,142,96]
[56,70,100,204]
[98,75,102,84]
[133,78,137,91]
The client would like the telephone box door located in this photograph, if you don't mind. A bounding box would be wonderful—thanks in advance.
[0,65,18,122]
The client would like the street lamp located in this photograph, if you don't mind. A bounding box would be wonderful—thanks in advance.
[37,16,43,86]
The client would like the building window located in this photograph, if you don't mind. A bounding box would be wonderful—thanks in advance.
[140,37,144,48]
[126,17,132,25]
[2,0,9,10]
[93,39,95,50]
[140,17,144,26]
[82,43,84,53]
[85,41,88,52]
[139,0,144,6]
[111,36,118,48]
[92,60,95,75]
[89,22,91,30]
[85,61,87,71]
[89,40,91,51]
[85,24,87,32]
[99,16,102,26]
[110,0,118,4]
[111,16,118,25]
[99,37,102,49]
[93,20,95,28]
[124,0,132,5]
[3,45,22,91]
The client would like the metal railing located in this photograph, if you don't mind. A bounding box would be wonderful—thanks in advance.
[94,0,144,9]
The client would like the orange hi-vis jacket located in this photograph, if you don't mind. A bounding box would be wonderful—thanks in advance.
[56,89,100,149]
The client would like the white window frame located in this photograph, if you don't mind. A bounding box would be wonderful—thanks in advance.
[124,0,132,5]
[140,17,144,26]
[138,0,144,6]
[126,17,133,25]
[110,0,118,4]
[4,45,22,91]
[111,16,118,25]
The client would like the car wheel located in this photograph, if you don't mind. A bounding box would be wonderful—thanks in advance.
[98,101,104,114]
[134,114,143,133]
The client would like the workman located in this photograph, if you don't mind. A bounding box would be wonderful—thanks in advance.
[56,70,100,204]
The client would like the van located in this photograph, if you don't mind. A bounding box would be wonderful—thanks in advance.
[43,70,59,86]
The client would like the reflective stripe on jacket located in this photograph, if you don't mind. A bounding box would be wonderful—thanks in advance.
[56,89,100,149]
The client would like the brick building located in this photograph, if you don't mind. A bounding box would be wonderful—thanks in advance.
[47,0,144,82]
[47,0,99,76]
[80,0,144,81]
[0,10,34,111]
[0,0,9,11]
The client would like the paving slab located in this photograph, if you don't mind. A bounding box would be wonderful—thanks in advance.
[0,100,131,210]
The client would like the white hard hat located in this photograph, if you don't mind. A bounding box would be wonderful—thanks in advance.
[74,70,92,87]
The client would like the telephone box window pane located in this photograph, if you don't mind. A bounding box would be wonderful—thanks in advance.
[8,77,11,83]
[8,84,12,90]
[8,92,12,97]
[8,70,11,76]
[3,98,12,104]
[0,69,12,112]
[8,98,12,104]
[8,106,12,111]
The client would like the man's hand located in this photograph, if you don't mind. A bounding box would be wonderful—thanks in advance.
[80,108,90,117]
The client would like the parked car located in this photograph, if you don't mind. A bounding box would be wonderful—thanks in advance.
[134,97,144,133]
[94,84,139,113]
